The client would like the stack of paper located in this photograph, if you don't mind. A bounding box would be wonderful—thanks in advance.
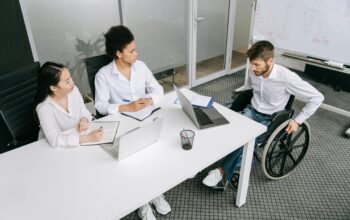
[180,88,214,108]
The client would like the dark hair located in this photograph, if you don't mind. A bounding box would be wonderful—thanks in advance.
[246,40,274,62]
[33,62,65,107]
[104,25,134,59]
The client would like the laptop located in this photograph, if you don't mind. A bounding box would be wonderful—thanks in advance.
[101,117,163,160]
[174,85,229,129]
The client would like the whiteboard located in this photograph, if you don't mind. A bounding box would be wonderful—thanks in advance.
[253,0,350,65]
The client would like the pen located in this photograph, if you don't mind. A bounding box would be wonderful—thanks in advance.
[123,99,131,102]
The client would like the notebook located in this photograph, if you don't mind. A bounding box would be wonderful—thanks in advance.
[100,117,163,160]
[80,121,120,145]
[121,106,161,121]
[174,85,229,129]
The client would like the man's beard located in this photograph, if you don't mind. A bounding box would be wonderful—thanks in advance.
[253,63,270,76]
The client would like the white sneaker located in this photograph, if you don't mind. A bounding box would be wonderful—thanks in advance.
[202,168,223,187]
[151,194,171,215]
[138,204,156,220]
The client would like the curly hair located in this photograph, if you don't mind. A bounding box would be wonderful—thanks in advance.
[104,25,134,59]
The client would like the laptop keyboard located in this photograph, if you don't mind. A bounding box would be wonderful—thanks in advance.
[194,107,214,126]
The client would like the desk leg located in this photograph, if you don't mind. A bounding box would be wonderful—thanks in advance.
[235,138,255,207]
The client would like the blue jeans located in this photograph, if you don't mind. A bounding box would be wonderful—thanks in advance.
[219,104,271,181]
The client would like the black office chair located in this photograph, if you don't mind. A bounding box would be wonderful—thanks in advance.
[83,54,113,100]
[83,54,112,118]
[229,89,310,180]
[0,62,40,153]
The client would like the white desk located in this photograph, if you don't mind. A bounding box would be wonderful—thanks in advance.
[0,91,266,220]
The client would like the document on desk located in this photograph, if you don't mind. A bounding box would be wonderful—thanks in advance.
[121,106,161,121]
[80,121,120,145]
[180,88,214,108]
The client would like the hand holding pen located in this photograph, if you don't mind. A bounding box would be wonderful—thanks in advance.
[79,127,103,144]
[119,98,153,112]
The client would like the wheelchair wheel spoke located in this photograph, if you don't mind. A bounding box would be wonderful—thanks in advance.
[291,144,305,150]
[290,127,305,146]
[278,137,289,149]
[271,149,285,156]
[279,154,288,175]
[287,152,297,164]
[286,133,293,146]
[270,151,284,170]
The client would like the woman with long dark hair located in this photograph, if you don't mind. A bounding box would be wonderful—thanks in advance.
[34,62,102,148]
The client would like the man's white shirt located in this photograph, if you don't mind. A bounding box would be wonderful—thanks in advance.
[248,63,324,124]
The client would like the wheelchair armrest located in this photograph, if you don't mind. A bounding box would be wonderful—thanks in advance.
[229,89,253,112]
[265,109,295,135]
[269,109,294,122]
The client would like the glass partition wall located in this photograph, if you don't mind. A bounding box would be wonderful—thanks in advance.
[20,0,120,95]
[121,0,188,92]
[21,0,241,94]
[195,0,230,80]
[231,0,254,71]
[122,0,238,90]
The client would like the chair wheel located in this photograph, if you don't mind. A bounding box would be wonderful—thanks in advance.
[261,120,310,180]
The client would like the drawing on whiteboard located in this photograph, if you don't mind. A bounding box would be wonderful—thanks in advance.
[253,0,350,65]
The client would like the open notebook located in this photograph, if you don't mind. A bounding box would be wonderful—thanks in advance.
[121,106,161,121]
[80,121,120,145]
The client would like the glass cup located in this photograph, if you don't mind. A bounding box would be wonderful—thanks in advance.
[180,129,195,150]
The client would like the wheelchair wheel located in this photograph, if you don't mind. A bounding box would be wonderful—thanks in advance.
[261,120,310,180]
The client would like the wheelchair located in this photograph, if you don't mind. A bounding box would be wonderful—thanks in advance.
[228,89,310,181]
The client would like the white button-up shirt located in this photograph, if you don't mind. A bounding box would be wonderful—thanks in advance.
[94,60,164,115]
[248,63,324,124]
[36,86,92,148]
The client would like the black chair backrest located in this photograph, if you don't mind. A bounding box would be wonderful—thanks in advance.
[285,95,295,110]
[0,62,40,153]
[83,54,113,99]
[0,111,15,153]
[229,89,253,112]
[230,89,295,112]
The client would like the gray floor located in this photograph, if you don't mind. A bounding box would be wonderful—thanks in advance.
[123,70,350,220]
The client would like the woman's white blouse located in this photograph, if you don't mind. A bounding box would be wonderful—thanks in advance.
[36,86,92,148]
[94,60,164,115]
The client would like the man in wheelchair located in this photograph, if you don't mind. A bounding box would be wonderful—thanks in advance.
[203,40,324,189]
